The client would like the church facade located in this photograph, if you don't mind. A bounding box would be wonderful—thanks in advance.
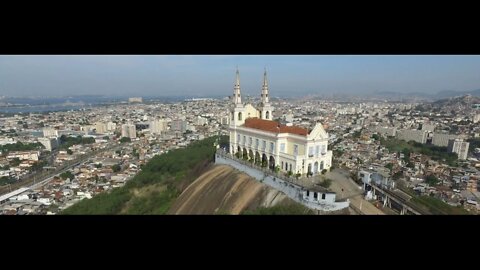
[228,69,332,176]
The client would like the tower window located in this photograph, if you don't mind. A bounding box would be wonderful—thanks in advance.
[266,111,270,119]
[238,112,242,121]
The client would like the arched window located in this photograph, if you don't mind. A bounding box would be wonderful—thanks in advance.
[238,112,242,121]
[265,111,270,119]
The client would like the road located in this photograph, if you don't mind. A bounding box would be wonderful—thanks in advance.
[0,143,124,196]
[324,168,385,215]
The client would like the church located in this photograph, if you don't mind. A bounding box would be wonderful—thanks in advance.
[228,69,332,176]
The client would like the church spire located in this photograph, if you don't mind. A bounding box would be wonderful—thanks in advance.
[233,66,242,105]
[261,67,269,104]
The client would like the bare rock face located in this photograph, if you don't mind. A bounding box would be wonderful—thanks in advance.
[168,165,293,215]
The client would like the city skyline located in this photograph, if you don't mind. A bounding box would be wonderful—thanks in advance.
[1,55,480,97]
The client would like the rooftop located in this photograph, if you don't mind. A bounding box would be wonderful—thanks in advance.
[243,118,309,136]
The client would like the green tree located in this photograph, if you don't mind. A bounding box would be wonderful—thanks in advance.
[112,164,122,172]
[425,175,439,186]
[120,137,131,143]
[60,171,74,180]
[0,176,16,186]
[9,158,21,167]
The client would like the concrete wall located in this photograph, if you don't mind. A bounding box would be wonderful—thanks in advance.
[215,153,349,212]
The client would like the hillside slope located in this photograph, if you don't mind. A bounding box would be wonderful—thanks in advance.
[168,165,301,214]
[61,136,336,215]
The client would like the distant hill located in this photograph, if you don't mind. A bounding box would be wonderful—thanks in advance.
[432,94,480,106]
[366,89,480,101]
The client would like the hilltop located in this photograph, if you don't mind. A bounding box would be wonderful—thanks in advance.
[61,136,318,215]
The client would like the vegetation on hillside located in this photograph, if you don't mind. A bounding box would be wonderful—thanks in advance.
[0,176,16,186]
[467,138,480,153]
[411,195,470,215]
[379,137,458,166]
[242,203,315,215]
[397,183,470,215]
[59,135,95,149]
[0,142,44,154]
[119,137,131,143]
[62,136,226,214]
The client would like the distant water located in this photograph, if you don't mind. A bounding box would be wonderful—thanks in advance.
[0,104,91,113]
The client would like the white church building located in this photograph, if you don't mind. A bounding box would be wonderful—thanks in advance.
[228,68,332,176]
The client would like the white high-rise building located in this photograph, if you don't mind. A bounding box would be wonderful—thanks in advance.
[432,133,459,147]
[43,127,58,137]
[196,116,208,126]
[421,124,435,132]
[228,68,332,175]
[171,120,187,133]
[448,139,469,160]
[396,129,428,144]
[473,114,480,124]
[95,122,108,134]
[150,119,167,134]
[38,137,58,151]
[106,121,117,132]
[121,123,136,139]
[128,97,143,103]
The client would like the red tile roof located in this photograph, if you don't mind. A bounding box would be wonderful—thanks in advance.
[243,118,308,136]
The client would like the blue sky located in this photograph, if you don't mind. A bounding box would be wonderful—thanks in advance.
[1,55,480,97]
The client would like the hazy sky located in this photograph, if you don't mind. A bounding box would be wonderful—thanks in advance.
[1,55,480,97]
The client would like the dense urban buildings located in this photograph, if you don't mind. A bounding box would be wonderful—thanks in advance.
[1,71,480,215]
